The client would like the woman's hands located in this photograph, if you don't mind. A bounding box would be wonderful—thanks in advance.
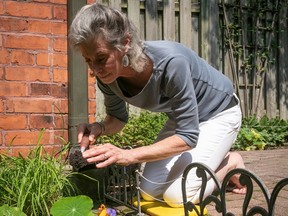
[82,143,130,168]
[77,115,128,168]
[77,122,104,152]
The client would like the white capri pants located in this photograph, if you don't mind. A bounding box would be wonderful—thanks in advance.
[140,98,242,207]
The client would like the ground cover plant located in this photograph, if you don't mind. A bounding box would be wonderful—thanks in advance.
[233,115,288,150]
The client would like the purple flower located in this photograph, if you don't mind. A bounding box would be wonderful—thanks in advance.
[106,208,117,216]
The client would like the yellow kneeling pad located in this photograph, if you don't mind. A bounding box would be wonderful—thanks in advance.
[133,200,208,216]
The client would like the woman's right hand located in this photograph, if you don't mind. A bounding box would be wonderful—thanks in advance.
[77,122,104,152]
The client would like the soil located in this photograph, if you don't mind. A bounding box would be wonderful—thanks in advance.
[69,149,95,171]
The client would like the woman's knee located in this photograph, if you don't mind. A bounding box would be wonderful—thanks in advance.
[228,152,245,169]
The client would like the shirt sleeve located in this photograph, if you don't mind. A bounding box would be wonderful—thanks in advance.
[162,56,200,147]
[97,79,129,123]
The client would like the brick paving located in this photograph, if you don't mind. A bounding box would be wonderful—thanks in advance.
[207,148,288,216]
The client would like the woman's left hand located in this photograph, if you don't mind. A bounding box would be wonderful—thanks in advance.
[82,143,129,168]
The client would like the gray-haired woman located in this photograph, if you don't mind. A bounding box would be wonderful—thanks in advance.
[69,3,246,207]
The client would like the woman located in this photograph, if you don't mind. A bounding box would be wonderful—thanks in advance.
[69,3,246,207]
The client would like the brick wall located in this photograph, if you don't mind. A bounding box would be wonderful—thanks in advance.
[0,0,96,156]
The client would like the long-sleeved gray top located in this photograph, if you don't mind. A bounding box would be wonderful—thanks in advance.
[97,41,234,147]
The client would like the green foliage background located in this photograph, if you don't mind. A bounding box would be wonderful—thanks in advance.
[98,111,288,151]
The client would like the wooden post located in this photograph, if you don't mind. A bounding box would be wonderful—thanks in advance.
[67,0,89,147]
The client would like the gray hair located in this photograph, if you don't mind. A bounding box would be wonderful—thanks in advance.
[69,3,147,72]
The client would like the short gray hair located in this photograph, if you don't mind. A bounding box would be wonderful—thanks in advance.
[69,3,147,72]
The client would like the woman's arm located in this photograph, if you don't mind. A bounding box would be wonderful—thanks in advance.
[82,135,192,168]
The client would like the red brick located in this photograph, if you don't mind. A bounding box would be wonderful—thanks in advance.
[10,147,34,157]
[51,22,67,35]
[30,114,54,129]
[53,53,67,67]
[88,74,96,84]
[36,52,51,66]
[11,50,34,66]
[4,35,49,50]
[54,114,68,129]
[88,85,96,99]
[5,130,52,146]
[28,20,51,34]
[0,132,2,146]
[0,67,3,80]
[0,17,28,32]
[50,0,67,4]
[0,34,2,47]
[0,49,10,64]
[42,145,64,157]
[0,99,3,112]
[31,83,68,98]
[0,81,27,97]
[34,0,49,2]
[88,100,96,114]
[6,1,52,19]
[54,99,68,114]
[53,68,67,82]
[53,37,67,52]
[89,114,96,123]
[8,145,63,157]
[54,130,68,144]
[5,67,50,82]
[0,2,4,15]
[6,98,53,113]
[0,115,27,130]
[0,148,10,156]
[53,5,67,20]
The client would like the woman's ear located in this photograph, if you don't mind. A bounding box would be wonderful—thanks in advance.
[123,33,131,52]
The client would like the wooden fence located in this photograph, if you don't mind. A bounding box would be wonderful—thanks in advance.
[95,0,288,119]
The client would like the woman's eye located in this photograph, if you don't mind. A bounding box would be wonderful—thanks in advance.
[85,59,92,64]
[96,55,108,64]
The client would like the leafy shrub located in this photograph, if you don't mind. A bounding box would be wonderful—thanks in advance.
[98,111,168,147]
[233,115,288,150]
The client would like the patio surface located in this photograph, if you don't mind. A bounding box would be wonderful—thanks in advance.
[207,148,288,216]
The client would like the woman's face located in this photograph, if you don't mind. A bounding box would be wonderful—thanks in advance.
[79,39,124,84]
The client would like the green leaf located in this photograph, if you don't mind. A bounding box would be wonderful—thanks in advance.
[0,205,27,216]
[50,195,93,216]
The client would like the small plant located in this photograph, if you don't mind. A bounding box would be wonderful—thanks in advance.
[0,131,74,216]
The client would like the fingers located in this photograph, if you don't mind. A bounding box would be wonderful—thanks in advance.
[82,144,127,168]
[77,122,102,151]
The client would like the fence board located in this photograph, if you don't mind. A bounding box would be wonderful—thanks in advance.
[108,0,121,9]
[127,0,140,32]
[163,0,175,41]
[145,0,158,40]
[200,0,220,68]
[278,4,288,119]
[179,0,192,47]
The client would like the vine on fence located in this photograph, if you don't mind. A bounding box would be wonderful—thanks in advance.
[219,0,281,117]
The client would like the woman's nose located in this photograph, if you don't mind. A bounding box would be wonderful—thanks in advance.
[90,63,102,76]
